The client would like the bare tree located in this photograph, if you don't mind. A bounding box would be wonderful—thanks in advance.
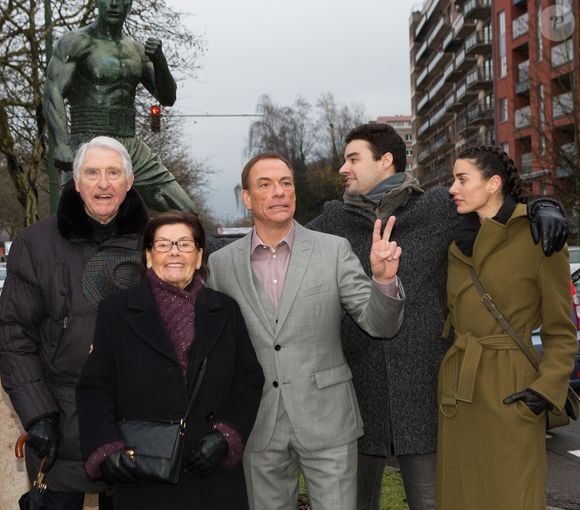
[246,93,365,223]
[521,34,580,243]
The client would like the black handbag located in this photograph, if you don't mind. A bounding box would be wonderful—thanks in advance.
[117,357,207,484]
[469,268,579,430]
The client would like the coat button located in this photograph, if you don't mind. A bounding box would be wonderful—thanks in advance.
[206,412,214,421]
[273,381,279,388]
[274,345,281,351]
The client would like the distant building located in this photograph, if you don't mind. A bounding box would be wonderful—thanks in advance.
[410,0,493,189]
[494,0,579,199]
[409,0,579,203]
[375,115,416,174]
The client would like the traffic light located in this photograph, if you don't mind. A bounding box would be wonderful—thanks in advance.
[150,105,161,132]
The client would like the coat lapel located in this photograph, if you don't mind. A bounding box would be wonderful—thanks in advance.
[126,279,178,363]
[232,234,272,334]
[275,224,314,336]
[186,289,225,389]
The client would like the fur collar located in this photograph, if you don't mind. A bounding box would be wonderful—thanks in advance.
[57,179,149,240]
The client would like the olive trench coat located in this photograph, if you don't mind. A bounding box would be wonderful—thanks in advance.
[437,204,577,510]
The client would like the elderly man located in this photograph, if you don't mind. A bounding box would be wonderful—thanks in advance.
[206,152,405,510]
[43,0,194,212]
[0,136,148,510]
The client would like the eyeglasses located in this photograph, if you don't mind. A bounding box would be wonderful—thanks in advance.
[152,239,197,253]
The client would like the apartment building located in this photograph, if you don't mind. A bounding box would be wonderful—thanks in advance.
[494,0,579,198]
[375,115,416,174]
[410,0,494,188]
[410,0,579,201]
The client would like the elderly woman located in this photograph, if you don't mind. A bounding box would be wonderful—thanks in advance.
[76,211,264,509]
[437,146,577,510]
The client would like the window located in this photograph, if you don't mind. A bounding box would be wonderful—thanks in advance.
[498,11,507,78]
[536,0,543,61]
[405,134,413,141]
[502,142,509,155]
[499,98,508,122]
[406,149,413,156]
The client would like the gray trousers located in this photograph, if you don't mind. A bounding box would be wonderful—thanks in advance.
[357,452,436,510]
[243,407,358,510]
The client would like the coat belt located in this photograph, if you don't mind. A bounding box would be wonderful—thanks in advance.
[440,332,520,417]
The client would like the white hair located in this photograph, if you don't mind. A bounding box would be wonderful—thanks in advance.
[72,136,133,179]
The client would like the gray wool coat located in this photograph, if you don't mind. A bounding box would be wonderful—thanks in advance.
[307,186,458,456]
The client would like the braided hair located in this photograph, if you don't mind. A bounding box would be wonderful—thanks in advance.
[456,146,527,203]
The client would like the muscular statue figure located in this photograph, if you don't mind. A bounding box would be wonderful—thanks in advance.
[44,0,195,212]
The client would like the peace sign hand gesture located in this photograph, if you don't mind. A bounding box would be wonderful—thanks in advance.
[370,216,402,284]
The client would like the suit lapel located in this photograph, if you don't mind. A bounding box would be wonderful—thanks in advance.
[275,224,314,335]
[126,279,178,363]
[232,234,273,334]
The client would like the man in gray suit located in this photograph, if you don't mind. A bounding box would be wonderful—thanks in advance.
[206,152,405,510]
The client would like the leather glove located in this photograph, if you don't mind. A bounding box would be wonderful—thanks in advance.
[100,450,137,484]
[26,414,60,472]
[528,198,569,257]
[185,431,229,477]
[503,389,552,416]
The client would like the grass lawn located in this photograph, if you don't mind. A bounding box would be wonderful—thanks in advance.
[299,466,409,509]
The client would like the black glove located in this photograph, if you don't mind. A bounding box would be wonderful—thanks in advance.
[503,389,552,416]
[185,431,229,477]
[100,450,137,484]
[528,198,569,257]
[26,414,60,472]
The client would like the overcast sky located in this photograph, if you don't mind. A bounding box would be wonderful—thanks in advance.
[165,0,421,222]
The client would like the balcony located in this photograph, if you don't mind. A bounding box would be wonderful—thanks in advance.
[417,93,430,112]
[443,60,455,82]
[418,119,431,137]
[430,74,447,98]
[455,47,476,73]
[513,13,529,40]
[415,13,428,38]
[556,142,578,178]
[444,92,456,112]
[551,39,574,67]
[418,146,432,163]
[520,152,533,174]
[553,91,573,118]
[427,17,446,49]
[429,103,448,130]
[515,60,530,95]
[427,50,445,74]
[415,40,428,63]
[443,31,463,52]
[456,115,467,133]
[464,0,491,20]
[465,31,492,55]
[515,105,531,129]
[432,132,452,152]
[417,67,429,87]
[466,105,494,124]
[465,66,493,91]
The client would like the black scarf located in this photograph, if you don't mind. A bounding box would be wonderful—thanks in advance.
[454,196,516,256]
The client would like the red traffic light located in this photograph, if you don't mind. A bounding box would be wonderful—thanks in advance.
[150,105,161,132]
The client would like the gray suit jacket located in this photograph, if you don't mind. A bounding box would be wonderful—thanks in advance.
[206,222,405,452]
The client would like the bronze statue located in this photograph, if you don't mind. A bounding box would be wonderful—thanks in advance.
[44,0,195,212]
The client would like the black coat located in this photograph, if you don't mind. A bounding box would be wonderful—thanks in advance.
[0,180,148,492]
[76,278,264,510]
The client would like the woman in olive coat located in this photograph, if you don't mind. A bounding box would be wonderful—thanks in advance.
[437,146,577,510]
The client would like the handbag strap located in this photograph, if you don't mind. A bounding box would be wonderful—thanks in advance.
[469,268,540,371]
[182,357,208,423]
